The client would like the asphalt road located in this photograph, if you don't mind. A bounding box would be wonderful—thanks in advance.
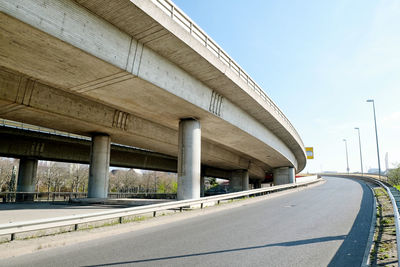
[2,177,374,267]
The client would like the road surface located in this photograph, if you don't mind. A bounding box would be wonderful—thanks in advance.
[2,177,374,266]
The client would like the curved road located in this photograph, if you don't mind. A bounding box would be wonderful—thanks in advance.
[2,177,374,266]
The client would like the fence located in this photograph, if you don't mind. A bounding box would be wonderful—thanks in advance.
[0,192,177,203]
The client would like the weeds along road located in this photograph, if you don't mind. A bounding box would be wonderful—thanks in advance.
[2,177,374,267]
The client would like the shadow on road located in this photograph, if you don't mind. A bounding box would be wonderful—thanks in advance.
[327,177,374,266]
[84,235,347,266]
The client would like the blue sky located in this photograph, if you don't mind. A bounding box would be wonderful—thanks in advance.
[173,0,400,173]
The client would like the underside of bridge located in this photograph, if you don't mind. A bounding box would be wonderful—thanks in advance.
[0,0,306,200]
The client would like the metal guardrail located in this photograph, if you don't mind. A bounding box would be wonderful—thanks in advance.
[321,174,400,263]
[0,191,176,203]
[152,0,304,148]
[0,179,320,240]
[0,119,153,152]
[373,180,400,262]
[0,119,89,141]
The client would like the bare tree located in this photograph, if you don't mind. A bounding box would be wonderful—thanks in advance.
[0,158,18,192]
[70,164,89,192]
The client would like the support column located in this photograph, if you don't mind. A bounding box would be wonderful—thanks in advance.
[230,170,249,192]
[200,175,205,197]
[177,118,201,200]
[273,167,295,185]
[16,158,38,202]
[254,180,262,189]
[88,134,111,198]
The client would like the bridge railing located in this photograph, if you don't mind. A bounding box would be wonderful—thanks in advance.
[0,178,320,240]
[0,192,177,203]
[0,119,152,152]
[0,119,89,140]
[152,0,303,148]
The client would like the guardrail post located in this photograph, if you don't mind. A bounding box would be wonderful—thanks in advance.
[11,233,15,241]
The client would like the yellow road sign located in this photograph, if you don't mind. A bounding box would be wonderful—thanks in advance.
[305,147,314,159]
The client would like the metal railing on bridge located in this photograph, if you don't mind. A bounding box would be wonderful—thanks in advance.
[0,192,177,203]
[0,119,152,152]
[152,0,303,148]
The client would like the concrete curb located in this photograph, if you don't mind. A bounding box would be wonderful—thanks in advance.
[361,183,377,267]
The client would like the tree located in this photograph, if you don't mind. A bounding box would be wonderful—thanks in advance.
[388,164,400,185]
[0,158,17,191]
[70,164,89,192]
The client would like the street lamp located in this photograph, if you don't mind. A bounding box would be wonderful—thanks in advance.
[366,99,381,178]
[354,127,364,176]
[343,139,350,174]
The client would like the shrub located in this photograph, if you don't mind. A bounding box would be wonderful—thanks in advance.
[388,165,400,186]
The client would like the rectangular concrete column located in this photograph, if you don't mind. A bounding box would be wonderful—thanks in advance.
[273,167,295,185]
[230,170,249,192]
[177,118,201,200]
[16,158,38,202]
[88,134,111,198]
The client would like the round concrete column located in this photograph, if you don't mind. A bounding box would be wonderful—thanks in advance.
[253,180,262,189]
[230,170,249,192]
[200,175,205,197]
[177,119,201,200]
[273,167,295,185]
[88,134,111,198]
[16,158,38,202]
[288,167,295,183]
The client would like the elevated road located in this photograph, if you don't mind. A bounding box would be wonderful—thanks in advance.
[0,0,306,199]
[1,177,374,266]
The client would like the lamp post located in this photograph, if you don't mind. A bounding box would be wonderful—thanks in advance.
[343,139,349,174]
[366,99,381,178]
[354,127,364,176]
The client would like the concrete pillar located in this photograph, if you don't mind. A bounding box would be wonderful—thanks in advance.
[88,134,111,198]
[16,158,38,202]
[200,175,205,197]
[230,170,249,192]
[254,180,262,189]
[177,118,201,200]
[273,167,295,185]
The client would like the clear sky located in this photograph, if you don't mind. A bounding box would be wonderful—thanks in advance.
[172,0,400,173]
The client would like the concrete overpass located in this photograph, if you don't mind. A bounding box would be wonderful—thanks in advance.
[0,0,306,200]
